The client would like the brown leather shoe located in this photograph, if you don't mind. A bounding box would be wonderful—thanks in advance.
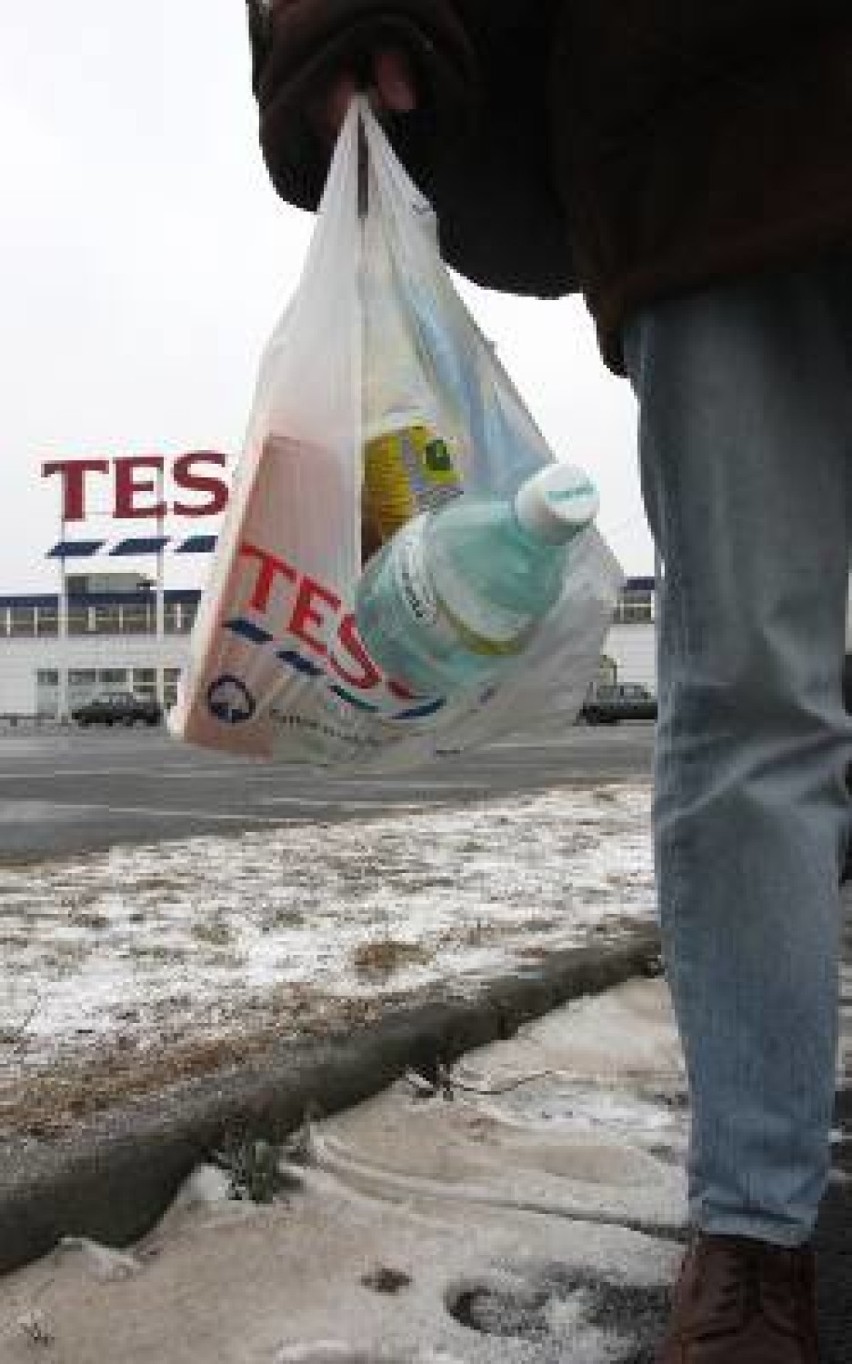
[656,1232,820,1362]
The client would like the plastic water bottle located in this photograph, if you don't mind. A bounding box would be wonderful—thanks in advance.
[355,463,599,694]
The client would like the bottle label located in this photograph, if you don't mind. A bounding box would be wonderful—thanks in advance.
[391,516,533,657]
[391,515,444,632]
[363,425,463,545]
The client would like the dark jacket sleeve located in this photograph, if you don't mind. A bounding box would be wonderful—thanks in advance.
[246,1,573,297]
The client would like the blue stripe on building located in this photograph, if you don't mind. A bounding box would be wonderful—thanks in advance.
[47,541,107,559]
[175,535,217,554]
[45,535,218,559]
[110,537,171,557]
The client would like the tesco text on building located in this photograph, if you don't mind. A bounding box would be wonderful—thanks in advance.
[41,453,231,559]
[42,453,229,523]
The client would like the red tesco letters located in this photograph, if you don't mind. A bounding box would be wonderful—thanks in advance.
[239,540,384,694]
[42,453,229,522]
[114,457,166,520]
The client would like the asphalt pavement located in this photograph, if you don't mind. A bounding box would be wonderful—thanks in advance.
[0,723,653,860]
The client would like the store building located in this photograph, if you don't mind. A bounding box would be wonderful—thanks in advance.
[602,575,656,690]
[0,572,657,720]
[0,448,659,718]
[0,575,200,718]
[0,451,227,718]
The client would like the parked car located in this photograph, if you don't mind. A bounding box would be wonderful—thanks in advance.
[71,691,163,727]
[581,683,658,725]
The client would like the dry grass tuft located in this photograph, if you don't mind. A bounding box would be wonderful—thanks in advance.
[351,939,433,978]
[191,918,234,947]
[0,987,413,1139]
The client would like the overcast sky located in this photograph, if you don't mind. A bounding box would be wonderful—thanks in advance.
[0,1,652,595]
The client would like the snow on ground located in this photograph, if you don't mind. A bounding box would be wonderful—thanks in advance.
[0,781,653,1135]
[0,979,686,1364]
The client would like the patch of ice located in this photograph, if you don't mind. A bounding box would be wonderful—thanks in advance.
[170,1163,234,1211]
[56,1236,144,1282]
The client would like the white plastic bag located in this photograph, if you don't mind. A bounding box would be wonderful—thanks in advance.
[170,101,623,771]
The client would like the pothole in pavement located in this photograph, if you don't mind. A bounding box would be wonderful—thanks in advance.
[445,1263,671,1360]
[447,1279,553,1340]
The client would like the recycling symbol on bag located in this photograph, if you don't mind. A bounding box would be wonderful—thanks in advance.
[207,675,256,725]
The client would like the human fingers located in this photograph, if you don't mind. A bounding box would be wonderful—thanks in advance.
[310,47,416,143]
[310,70,358,141]
[372,47,416,113]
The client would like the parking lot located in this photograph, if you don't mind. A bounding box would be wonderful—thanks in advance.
[0,723,654,860]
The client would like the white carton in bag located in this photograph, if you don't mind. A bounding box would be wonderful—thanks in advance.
[169,102,623,772]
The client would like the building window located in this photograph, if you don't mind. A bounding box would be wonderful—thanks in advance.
[133,668,157,699]
[98,669,128,689]
[66,606,91,635]
[119,604,153,635]
[37,669,59,687]
[35,607,58,637]
[67,669,98,707]
[163,668,181,708]
[613,589,654,625]
[92,604,121,634]
[164,601,197,634]
[9,607,36,637]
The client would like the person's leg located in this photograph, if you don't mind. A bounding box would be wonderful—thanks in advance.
[623,254,852,1246]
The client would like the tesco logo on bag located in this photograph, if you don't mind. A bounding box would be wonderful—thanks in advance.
[42,453,230,521]
[223,538,444,721]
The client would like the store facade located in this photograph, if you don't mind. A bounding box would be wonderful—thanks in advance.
[0,579,199,717]
[0,451,227,718]
[0,575,657,720]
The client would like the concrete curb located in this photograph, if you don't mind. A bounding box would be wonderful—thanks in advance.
[0,926,660,1276]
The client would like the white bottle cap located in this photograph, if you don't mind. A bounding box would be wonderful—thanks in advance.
[514,463,600,544]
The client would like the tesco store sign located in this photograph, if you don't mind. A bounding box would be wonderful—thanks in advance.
[42,453,230,522]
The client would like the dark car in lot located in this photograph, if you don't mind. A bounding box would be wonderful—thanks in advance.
[581,683,658,725]
[71,691,163,728]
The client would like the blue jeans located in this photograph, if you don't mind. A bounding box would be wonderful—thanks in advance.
[623,255,852,1245]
